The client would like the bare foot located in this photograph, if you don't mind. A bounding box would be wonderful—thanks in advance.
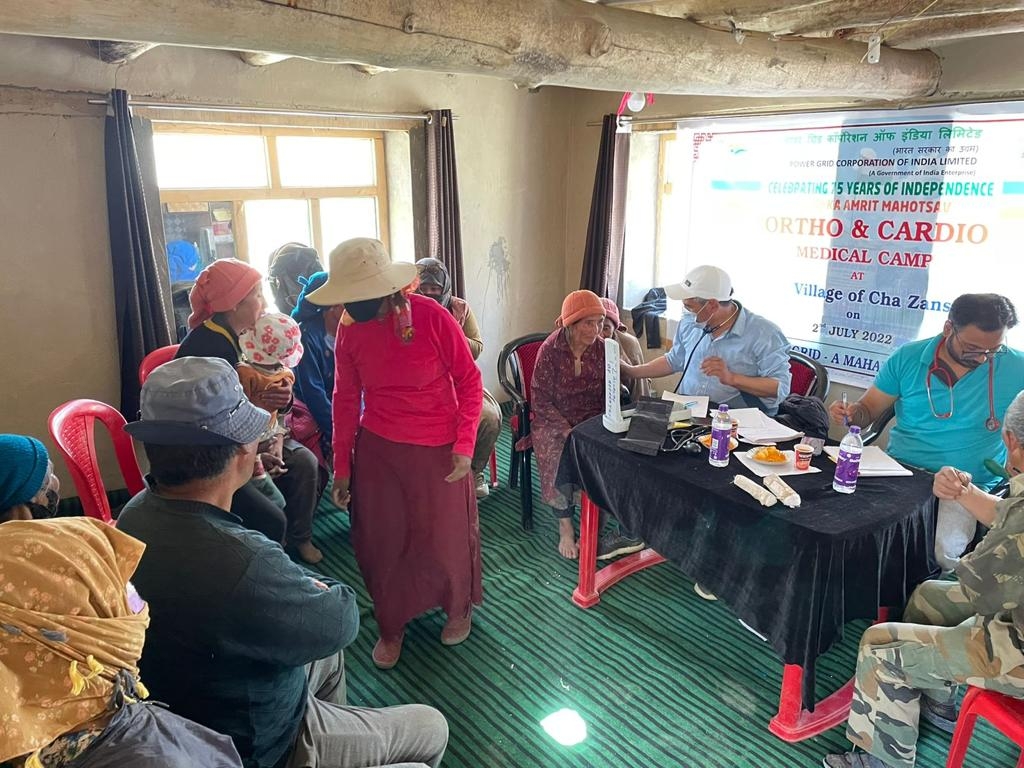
[558,532,579,559]
[557,519,579,559]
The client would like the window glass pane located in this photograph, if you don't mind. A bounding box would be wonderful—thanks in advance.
[154,133,269,189]
[277,136,376,188]
[319,197,379,254]
[244,199,313,303]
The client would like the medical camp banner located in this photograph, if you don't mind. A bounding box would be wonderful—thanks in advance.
[669,101,1024,386]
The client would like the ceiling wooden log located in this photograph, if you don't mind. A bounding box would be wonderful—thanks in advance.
[87,40,156,63]
[600,0,1024,36]
[0,0,940,99]
[844,11,1024,50]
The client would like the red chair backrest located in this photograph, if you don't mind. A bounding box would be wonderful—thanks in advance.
[138,344,180,385]
[48,399,145,523]
[514,341,545,402]
[789,357,817,398]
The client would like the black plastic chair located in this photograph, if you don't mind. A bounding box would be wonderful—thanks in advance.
[788,350,830,400]
[861,403,896,446]
[496,332,548,530]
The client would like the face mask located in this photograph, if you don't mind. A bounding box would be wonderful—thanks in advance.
[28,488,59,519]
[345,297,385,323]
[686,302,712,330]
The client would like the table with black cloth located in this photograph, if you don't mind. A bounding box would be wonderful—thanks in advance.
[557,415,939,742]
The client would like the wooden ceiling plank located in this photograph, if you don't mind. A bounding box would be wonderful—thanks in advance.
[0,0,940,99]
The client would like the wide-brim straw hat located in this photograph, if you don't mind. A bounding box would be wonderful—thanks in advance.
[306,238,417,305]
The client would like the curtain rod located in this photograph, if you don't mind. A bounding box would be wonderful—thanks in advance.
[590,95,1024,128]
[86,98,432,122]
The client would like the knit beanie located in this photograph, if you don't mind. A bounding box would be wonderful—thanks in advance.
[0,435,49,511]
[187,259,263,330]
[601,297,625,330]
[291,271,330,323]
[557,290,605,328]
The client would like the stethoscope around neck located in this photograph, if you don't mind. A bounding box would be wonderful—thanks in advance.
[926,336,1001,432]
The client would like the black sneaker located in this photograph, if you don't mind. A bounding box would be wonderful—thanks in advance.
[920,696,958,734]
[597,532,645,561]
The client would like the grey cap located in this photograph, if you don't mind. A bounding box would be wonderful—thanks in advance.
[125,357,270,446]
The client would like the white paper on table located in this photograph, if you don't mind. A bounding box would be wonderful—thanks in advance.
[734,449,822,478]
[729,408,804,445]
[660,392,710,419]
[823,446,913,477]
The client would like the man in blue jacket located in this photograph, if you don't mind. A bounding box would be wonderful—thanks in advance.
[119,357,448,768]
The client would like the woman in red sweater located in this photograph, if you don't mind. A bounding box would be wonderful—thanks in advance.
[307,239,484,670]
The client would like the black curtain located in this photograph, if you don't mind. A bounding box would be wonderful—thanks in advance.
[425,109,466,299]
[580,114,630,302]
[105,89,173,419]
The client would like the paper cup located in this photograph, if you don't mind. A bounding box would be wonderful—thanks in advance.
[794,443,814,471]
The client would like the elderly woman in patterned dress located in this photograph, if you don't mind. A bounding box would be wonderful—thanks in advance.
[530,290,609,559]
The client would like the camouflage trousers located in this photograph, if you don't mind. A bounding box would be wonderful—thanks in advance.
[846,579,1024,768]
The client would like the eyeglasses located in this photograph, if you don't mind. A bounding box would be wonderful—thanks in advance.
[952,328,1006,362]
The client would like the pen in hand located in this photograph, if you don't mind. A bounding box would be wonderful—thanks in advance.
[841,392,850,426]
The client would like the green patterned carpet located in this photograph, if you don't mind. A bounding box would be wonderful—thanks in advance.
[312,423,1018,768]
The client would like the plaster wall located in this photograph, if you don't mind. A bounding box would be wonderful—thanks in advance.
[0,34,573,490]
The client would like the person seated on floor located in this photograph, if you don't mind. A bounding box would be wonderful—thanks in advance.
[830,293,1024,573]
[823,390,1024,768]
[415,257,502,499]
[599,297,650,402]
[622,265,791,416]
[117,356,449,768]
[0,516,244,768]
[177,258,322,563]
[532,290,644,561]
[290,272,343,475]
[0,434,61,522]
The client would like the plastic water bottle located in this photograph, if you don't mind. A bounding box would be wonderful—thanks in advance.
[708,404,732,468]
[832,425,863,494]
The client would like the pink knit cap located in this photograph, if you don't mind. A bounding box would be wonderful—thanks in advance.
[600,298,625,330]
[187,259,263,329]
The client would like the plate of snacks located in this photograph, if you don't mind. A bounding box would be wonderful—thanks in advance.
[698,434,739,452]
[746,445,792,465]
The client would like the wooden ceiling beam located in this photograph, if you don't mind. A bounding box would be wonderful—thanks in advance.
[843,11,1024,50]
[602,1,1024,36]
[0,0,940,99]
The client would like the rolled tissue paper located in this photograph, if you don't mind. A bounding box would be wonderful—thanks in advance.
[734,475,777,507]
[763,474,801,508]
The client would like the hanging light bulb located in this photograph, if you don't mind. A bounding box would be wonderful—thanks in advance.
[626,91,647,113]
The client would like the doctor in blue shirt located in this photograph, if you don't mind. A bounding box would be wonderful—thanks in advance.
[622,265,792,416]
[831,293,1024,571]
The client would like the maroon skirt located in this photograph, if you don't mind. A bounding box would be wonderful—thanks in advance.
[351,429,483,639]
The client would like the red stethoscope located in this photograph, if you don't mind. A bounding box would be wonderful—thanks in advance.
[925,336,1001,431]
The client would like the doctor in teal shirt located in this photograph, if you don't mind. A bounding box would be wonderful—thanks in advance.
[831,293,1024,570]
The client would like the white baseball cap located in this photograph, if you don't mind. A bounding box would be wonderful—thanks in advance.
[664,265,734,302]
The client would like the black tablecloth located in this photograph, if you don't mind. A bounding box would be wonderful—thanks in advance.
[557,416,940,709]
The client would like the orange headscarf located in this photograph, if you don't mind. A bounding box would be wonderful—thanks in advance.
[187,259,263,330]
[0,518,150,764]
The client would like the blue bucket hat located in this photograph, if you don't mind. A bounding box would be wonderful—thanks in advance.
[125,357,270,446]
[0,435,49,510]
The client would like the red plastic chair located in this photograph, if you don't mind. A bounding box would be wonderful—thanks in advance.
[138,344,180,385]
[497,332,548,530]
[788,350,830,400]
[947,687,1024,768]
[48,399,145,524]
